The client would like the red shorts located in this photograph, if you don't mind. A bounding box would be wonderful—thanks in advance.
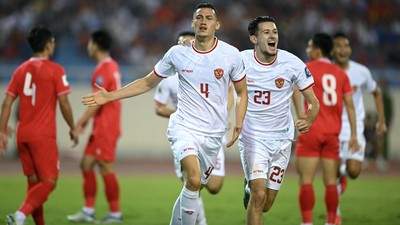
[295,130,339,160]
[84,135,119,161]
[18,138,59,179]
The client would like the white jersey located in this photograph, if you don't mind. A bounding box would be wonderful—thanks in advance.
[154,38,246,137]
[240,49,314,140]
[339,60,377,141]
[154,75,179,108]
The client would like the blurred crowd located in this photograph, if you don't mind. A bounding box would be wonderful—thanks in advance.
[0,0,399,68]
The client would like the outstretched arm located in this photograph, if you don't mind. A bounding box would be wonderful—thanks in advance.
[82,71,163,107]
[226,79,248,148]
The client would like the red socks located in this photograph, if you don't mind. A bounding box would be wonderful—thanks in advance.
[299,184,315,223]
[20,181,55,219]
[27,180,45,225]
[83,171,97,207]
[103,173,120,212]
[325,184,339,224]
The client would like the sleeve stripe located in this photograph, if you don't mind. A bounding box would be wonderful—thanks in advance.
[5,91,16,97]
[154,100,167,106]
[232,74,246,83]
[57,89,71,96]
[153,68,167,78]
[299,83,314,92]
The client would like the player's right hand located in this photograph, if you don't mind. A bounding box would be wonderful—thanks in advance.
[349,135,360,152]
[295,118,310,134]
[69,129,79,148]
[82,84,111,107]
[0,132,8,155]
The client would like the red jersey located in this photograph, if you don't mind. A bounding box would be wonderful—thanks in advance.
[91,58,121,138]
[6,57,71,142]
[304,59,352,135]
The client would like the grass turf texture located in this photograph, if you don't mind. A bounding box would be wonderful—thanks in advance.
[0,175,399,225]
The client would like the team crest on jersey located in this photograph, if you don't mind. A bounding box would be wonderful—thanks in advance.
[214,68,224,79]
[275,78,284,88]
[95,76,103,85]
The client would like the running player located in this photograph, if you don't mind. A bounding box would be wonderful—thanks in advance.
[331,32,386,225]
[240,16,320,225]
[82,3,248,225]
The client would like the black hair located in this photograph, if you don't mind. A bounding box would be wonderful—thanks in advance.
[310,33,333,57]
[248,16,275,36]
[194,2,218,18]
[91,30,112,52]
[27,26,54,53]
[332,31,348,40]
[176,31,195,42]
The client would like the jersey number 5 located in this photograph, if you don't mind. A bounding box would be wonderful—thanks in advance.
[23,72,36,106]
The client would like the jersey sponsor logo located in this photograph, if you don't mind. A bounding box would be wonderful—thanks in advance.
[252,169,264,174]
[275,78,284,88]
[214,68,224,79]
[183,147,195,152]
[248,79,254,83]
[182,69,193,73]
[305,67,312,78]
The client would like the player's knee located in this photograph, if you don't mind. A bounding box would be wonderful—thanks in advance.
[346,164,361,179]
[185,175,202,191]
[250,188,266,205]
[206,184,222,195]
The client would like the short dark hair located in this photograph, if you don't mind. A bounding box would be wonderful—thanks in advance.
[177,31,195,42]
[310,33,333,57]
[248,16,275,36]
[27,26,54,53]
[332,31,348,40]
[91,30,112,52]
[194,2,218,18]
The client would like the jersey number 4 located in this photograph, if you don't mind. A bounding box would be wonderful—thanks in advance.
[23,72,36,106]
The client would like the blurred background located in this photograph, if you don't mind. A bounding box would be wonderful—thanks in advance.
[0,0,399,166]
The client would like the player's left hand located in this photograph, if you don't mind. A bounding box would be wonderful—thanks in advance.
[375,121,387,136]
[69,129,79,148]
[0,132,8,155]
[226,126,242,148]
[349,135,360,152]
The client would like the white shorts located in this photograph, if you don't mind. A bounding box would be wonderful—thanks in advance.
[239,138,292,191]
[167,128,222,185]
[174,146,225,178]
[339,134,367,162]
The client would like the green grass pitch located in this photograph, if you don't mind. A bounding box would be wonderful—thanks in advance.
[0,174,399,225]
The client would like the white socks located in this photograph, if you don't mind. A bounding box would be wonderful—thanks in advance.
[180,186,199,225]
[196,196,207,225]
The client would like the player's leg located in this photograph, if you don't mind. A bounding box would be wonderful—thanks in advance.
[11,140,58,225]
[295,131,321,225]
[262,140,292,212]
[321,158,339,225]
[67,137,97,223]
[168,130,202,225]
[341,135,366,179]
[296,156,319,225]
[247,178,268,225]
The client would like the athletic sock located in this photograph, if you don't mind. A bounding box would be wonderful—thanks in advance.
[325,184,339,224]
[196,195,207,225]
[83,170,97,208]
[28,180,45,225]
[180,186,199,225]
[169,195,181,225]
[19,181,55,216]
[15,211,26,225]
[103,173,120,212]
[299,184,314,224]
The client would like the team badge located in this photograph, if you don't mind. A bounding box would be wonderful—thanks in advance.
[214,68,224,79]
[95,76,103,85]
[275,78,284,88]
